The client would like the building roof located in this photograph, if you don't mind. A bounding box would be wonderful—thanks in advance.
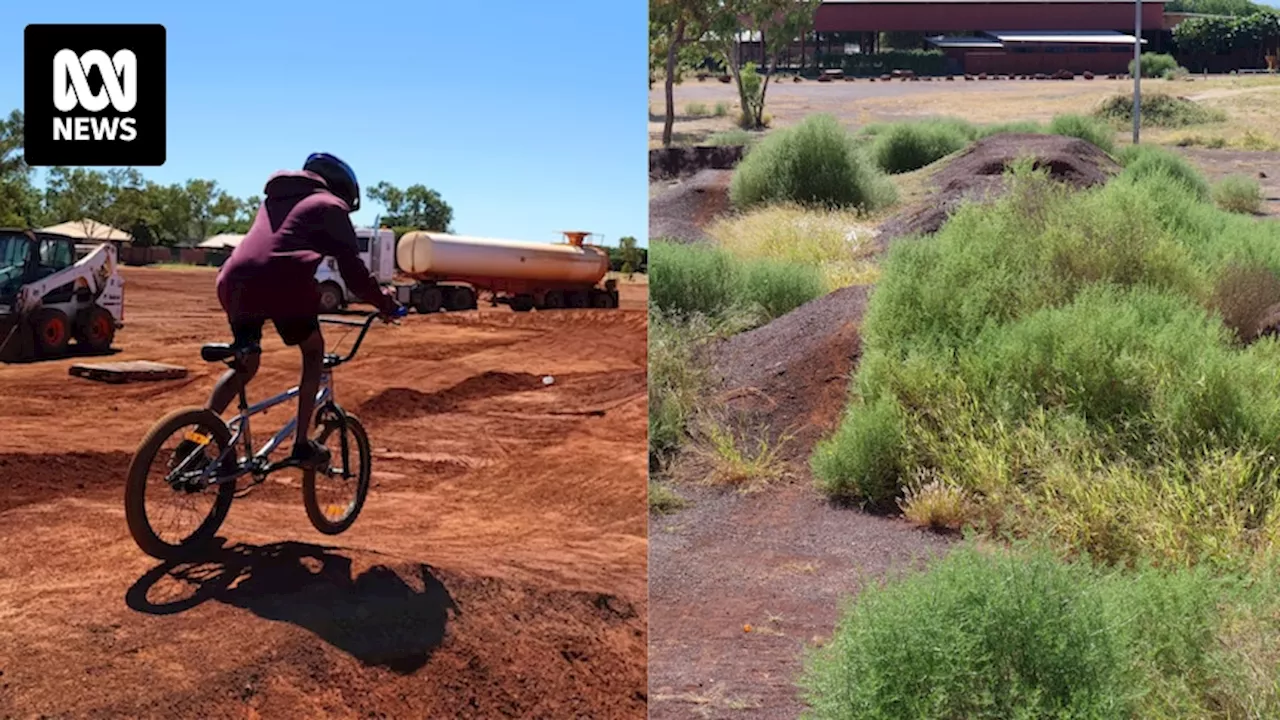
[39,218,131,242]
[197,233,245,249]
[988,30,1146,43]
[927,35,1005,48]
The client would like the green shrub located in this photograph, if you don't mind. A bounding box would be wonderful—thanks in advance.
[713,101,730,117]
[730,114,897,211]
[870,119,972,174]
[648,309,711,466]
[736,258,824,320]
[1115,144,1212,201]
[801,545,1279,719]
[811,164,1280,566]
[684,102,709,117]
[974,120,1046,138]
[648,240,737,316]
[1048,113,1116,153]
[1131,51,1180,78]
[705,129,755,147]
[649,239,824,320]
[1212,174,1264,214]
[1095,92,1227,128]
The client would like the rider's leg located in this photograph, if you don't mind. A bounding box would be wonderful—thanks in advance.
[293,328,325,449]
[207,352,260,414]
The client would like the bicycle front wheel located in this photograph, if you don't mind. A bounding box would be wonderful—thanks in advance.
[302,409,372,535]
[125,407,236,559]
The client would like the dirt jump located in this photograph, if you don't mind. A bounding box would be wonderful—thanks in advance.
[0,267,648,719]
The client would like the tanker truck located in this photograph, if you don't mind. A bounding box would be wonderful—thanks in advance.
[392,230,619,313]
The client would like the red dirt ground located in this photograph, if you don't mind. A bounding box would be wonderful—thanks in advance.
[0,267,648,719]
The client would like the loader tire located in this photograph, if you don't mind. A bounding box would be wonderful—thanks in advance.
[75,306,116,353]
[32,308,71,357]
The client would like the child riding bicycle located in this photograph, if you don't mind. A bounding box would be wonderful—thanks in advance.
[178,153,402,473]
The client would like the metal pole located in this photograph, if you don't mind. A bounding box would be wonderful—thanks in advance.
[1133,0,1142,144]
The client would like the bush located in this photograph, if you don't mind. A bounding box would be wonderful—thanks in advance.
[869,119,972,174]
[648,240,737,316]
[811,164,1280,566]
[840,49,948,77]
[648,239,824,320]
[736,258,825,320]
[801,545,1280,719]
[648,309,711,466]
[684,102,709,117]
[705,129,755,147]
[1095,92,1228,128]
[1116,144,1212,201]
[973,120,1046,138]
[730,114,897,211]
[713,101,730,117]
[1212,174,1264,214]
[1131,51,1180,78]
[1048,113,1116,153]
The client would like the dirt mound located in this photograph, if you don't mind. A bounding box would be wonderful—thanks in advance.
[649,145,745,180]
[710,285,869,459]
[877,133,1120,246]
[649,169,733,243]
[359,372,549,421]
[0,451,132,512]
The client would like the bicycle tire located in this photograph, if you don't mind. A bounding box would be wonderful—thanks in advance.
[301,411,372,535]
[125,407,236,560]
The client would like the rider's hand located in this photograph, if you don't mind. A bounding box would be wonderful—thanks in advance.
[378,291,405,322]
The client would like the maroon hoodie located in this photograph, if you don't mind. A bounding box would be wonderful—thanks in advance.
[216,170,390,320]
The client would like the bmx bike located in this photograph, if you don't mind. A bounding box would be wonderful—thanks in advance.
[125,309,403,560]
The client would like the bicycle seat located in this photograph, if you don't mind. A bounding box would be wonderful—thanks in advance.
[200,343,260,363]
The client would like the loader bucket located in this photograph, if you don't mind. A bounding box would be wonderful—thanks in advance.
[0,315,35,363]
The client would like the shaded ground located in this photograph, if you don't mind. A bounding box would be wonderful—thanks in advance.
[0,266,648,718]
[649,286,952,718]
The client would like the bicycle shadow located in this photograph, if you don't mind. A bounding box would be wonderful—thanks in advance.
[125,539,459,674]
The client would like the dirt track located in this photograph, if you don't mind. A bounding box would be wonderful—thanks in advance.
[0,267,648,719]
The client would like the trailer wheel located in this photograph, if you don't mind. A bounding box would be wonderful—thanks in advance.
[459,287,478,310]
[542,290,565,310]
[416,287,443,314]
[318,282,344,314]
[566,290,588,309]
[590,290,613,309]
[511,295,535,312]
[75,306,116,353]
[32,308,71,357]
[444,287,476,312]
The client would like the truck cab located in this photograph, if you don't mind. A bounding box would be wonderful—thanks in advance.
[314,226,396,312]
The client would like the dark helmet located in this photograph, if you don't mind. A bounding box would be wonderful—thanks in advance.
[303,152,360,212]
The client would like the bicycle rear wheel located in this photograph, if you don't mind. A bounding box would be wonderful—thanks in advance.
[302,408,372,535]
[125,407,236,559]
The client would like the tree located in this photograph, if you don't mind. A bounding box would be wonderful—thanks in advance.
[0,110,42,228]
[367,181,454,232]
[619,236,642,277]
[704,0,821,129]
[651,0,717,146]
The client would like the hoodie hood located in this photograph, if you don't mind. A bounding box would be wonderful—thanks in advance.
[262,170,342,204]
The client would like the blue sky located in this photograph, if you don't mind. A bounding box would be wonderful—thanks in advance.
[0,1,649,246]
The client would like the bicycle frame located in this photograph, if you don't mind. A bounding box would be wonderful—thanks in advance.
[180,312,393,487]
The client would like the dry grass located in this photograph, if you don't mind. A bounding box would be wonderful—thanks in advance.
[705,205,880,290]
[650,75,1280,150]
[899,477,981,533]
[695,419,791,491]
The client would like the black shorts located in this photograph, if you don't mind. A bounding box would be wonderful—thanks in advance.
[230,316,320,348]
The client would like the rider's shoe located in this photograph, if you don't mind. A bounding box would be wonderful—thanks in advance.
[289,439,331,471]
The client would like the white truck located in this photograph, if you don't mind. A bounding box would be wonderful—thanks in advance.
[314,226,397,313]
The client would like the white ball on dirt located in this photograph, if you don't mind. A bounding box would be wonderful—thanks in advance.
[542,375,555,386]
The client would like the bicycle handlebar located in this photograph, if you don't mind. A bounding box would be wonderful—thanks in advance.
[319,306,406,367]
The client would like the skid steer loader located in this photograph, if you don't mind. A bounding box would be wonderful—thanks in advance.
[0,228,125,362]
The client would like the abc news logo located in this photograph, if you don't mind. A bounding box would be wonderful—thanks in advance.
[24,24,166,166]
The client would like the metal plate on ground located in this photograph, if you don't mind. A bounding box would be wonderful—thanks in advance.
[69,361,188,384]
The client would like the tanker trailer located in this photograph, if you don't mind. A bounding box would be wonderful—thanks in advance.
[393,230,619,313]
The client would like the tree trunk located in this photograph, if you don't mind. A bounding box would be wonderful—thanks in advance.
[723,40,751,128]
[662,16,687,148]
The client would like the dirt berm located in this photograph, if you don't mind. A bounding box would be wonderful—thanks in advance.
[877,133,1120,247]
[710,285,869,461]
